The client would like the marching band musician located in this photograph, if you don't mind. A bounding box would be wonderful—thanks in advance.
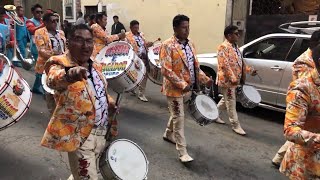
[40,24,118,180]
[272,30,320,168]
[27,4,44,94]
[279,35,320,180]
[34,12,66,113]
[125,20,153,102]
[16,6,30,59]
[91,12,125,58]
[0,8,16,64]
[215,25,257,136]
[160,14,212,163]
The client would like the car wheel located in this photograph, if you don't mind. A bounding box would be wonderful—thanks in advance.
[201,66,220,103]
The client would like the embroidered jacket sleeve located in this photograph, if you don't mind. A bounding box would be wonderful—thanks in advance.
[217,45,237,83]
[35,29,52,59]
[26,20,44,35]
[160,43,188,90]
[93,25,119,44]
[284,80,320,149]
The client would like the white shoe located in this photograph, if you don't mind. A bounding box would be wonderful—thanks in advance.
[179,154,194,163]
[232,125,246,135]
[271,154,282,168]
[138,94,148,102]
[215,117,226,124]
[163,133,176,144]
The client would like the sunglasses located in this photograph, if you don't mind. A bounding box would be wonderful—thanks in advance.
[35,10,43,14]
[50,19,59,23]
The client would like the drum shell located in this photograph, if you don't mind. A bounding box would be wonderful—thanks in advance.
[147,60,162,85]
[107,55,146,93]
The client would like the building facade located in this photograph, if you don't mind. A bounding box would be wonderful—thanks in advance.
[80,0,228,54]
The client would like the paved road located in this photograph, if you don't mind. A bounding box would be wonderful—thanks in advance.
[0,68,287,180]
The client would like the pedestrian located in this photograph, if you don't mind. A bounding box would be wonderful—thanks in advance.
[88,14,96,27]
[111,15,126,35]
[0,8,16,65]
[272,30,320,168]
[160,14,212,163]
[214,25,257,135]
[34,12,66,113]
[91,12,125,58]
[40,24,118,180]
[279,37,320,179]
[125,20,153,102]
[15,6,30,59]
[75,11,85,25]
[62,20,71,39]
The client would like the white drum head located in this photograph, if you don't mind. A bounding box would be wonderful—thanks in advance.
[41,73,54,94]
[95,41,135,79]
[147,43,161,68]
[107,139,148,180]
[195,95,218,120]
[243,85,261,103]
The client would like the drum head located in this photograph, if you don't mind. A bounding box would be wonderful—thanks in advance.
[195,94,219,120]
[0,55,32,130]
[147,43,161,68]
[95,41,135,79]
[106,139,148,180]
[243,85,261,103]
[41,73,54,94]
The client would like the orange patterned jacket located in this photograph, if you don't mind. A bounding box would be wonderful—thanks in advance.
[34,27,66,74]
[160,36,210,97]
[216,40,251,88]
[91,23,119,58]
[125,31,147,54]
[40,52,116,152]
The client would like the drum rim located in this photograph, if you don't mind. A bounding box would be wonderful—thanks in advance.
[96,41,136,80]
[41,72,54,95]
[192,94,219,121]
[105,138,149,179]
[0,70,32,131]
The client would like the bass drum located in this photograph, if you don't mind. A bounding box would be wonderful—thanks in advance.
[95,41,146,93]
[0,53,32,130]
[147,43,162,85]
[99,139,148,180]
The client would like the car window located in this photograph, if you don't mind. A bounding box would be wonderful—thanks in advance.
[243,38,296,61]
[286,38,310,62]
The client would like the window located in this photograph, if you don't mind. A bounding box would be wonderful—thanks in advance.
[85,6,98,15]
[243,38,296,61]
[298,39,310,55]
[65,0,74,19]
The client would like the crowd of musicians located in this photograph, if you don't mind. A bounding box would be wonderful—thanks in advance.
[1,3,320,180]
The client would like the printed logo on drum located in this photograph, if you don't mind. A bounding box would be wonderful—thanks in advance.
[105,44,130,57]
[153,46,161,55]
[0,95,19,120]
[102,61,128,76]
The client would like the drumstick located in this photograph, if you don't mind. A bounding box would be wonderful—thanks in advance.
[153,38,161,43]
[257,74,262,81]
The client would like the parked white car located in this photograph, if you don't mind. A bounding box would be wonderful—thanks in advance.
[198,33,311,112]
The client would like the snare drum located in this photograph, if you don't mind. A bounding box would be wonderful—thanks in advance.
[147,43,162,85]
[95,41,146,93]
[0,53,32,130]
[99,139,148,180]
[189,94,219,126]
[236,85,261,108]
[41,72,54,94]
